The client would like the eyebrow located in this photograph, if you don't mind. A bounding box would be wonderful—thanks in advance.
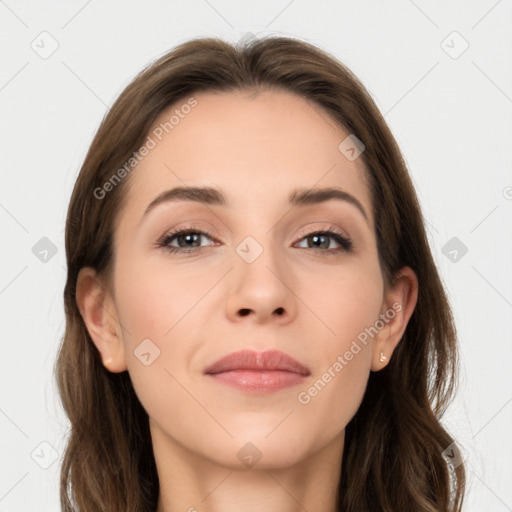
[140,185,370,225]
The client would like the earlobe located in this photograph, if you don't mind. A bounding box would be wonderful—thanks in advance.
[76,267,127,373]
[371,266,418,371]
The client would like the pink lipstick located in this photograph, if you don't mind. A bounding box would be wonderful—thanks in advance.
[204,349,310,394]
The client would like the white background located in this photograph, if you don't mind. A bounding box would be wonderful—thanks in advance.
[1,1,511,510]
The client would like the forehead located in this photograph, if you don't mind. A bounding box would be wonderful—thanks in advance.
[117,88,372,229]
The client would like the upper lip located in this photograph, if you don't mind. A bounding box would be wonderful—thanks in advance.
[204,349,311,376]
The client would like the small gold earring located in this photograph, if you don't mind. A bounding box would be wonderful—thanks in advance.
[379,352,387,363]
[103,357,113,367]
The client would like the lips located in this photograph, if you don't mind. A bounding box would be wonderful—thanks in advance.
[204,349,311,376]
[204,349,310,394]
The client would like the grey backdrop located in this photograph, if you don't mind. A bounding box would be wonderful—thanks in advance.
[1,0,511,510]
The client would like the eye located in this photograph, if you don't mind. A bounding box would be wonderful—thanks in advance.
[157,226,217,254]
[294,227,353,255]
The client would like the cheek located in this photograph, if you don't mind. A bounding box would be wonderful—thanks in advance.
[294,259,382,429]
[112,255,219,412]
[114,255,215,345]
[304,255,384,346]
[295,272,381,436]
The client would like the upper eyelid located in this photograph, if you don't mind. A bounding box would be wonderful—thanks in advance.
[162,224,346,235]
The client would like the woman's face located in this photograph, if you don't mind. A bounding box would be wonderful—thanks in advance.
[102,89,407,468]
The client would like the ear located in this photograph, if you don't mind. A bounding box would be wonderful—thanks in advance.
[76,267,127,373]
[371,266,418,371]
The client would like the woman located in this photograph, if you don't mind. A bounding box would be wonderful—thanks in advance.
[56,35,466,511]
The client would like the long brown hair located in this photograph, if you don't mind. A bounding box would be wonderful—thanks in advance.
[56,35,465,511]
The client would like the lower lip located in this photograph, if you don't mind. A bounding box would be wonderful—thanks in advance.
[207,370,308,393]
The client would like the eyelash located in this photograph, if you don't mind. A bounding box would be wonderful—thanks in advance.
[156,224,353,256]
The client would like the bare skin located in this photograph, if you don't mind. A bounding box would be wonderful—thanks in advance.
[77,89,418,512]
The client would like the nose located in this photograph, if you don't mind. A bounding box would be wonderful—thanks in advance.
[225,241,298,325]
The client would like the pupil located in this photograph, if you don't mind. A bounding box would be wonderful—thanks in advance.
[182,233,200,247]
[310,235,328,248]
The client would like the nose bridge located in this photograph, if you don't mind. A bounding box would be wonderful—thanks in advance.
[231,202,283,272]
[226,228,296,322]
[234,231,284,292]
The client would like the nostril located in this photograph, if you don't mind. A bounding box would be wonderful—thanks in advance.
[237,307,285,317]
